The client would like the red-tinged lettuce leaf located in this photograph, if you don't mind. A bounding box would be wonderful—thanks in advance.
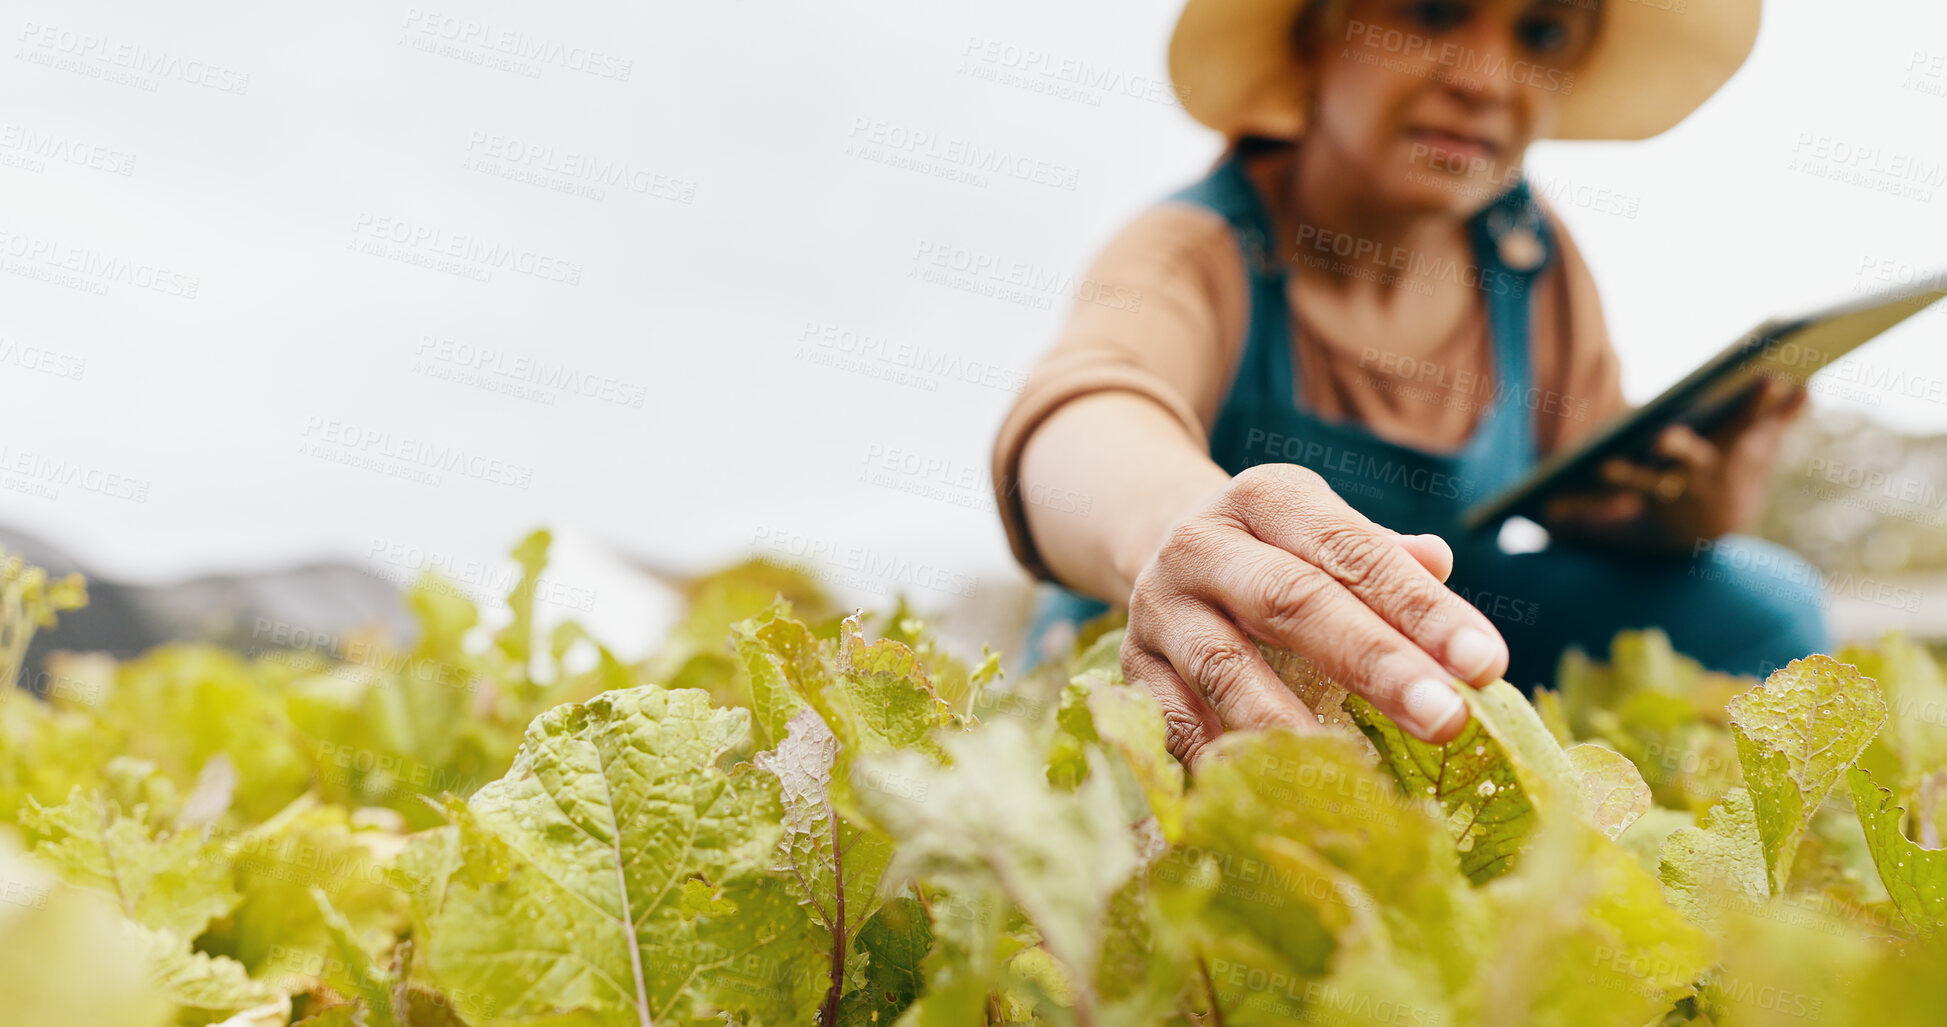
[1348,681,1580,883]
[1566,743,1653,840]
[753,706,897,1021]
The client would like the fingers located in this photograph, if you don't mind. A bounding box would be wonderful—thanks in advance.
[1393,533,1454,583]
[1544,489,1646,531]
[1596,457,1665,493]
[1186,536,1476,743]
[1121,636,1229,766]
[1218,467,1508,689]
[1123,597,1320,765]
[1652,425,1719,471]
[1754,374,1808,418]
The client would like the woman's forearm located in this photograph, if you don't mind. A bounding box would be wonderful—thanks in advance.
[1016,391,1233,605]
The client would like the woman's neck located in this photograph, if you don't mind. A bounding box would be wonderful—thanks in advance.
[1284,135,1471,297]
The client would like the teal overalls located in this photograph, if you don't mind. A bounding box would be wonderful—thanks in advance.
[1021,148,1831,691]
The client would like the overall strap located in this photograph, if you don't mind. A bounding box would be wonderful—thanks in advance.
[1165,150,1298,414]
[1167,146,1560,465]
[1465,180,1556,465]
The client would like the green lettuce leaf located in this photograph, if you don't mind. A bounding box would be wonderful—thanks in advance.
[1659,787,1770,927]
[831,896,931,1025]
[21,785,240,938]
[135,922,287,1025]
[1842,634,1947,789]
[0,836,172,1027]
[1727,656,1887,892]
[731,609,817,753]
[206,795,410,977]
[1849,765,1947,937]
[1473,817,1712,1027]
[410,684,809,1025]
[853,718,1138,1018]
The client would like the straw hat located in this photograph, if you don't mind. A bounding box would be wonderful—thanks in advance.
[1168,0,1761,141]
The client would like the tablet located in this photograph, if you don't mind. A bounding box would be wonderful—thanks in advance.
[1461,276,1947,533]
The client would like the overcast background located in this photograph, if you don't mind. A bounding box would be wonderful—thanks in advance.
[4,0,1945,659]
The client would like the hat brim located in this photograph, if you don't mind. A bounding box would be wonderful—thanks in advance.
[1168,0,1761,142]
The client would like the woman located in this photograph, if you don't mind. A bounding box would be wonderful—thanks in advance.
[990,0,1826,760]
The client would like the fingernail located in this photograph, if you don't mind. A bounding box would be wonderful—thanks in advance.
[1447,627,1499,681]
[1404,678,1467,741]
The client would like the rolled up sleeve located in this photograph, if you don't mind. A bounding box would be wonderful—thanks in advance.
[990,202,1247,582]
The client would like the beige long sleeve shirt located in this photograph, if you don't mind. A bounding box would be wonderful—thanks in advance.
[991,142,1630,584]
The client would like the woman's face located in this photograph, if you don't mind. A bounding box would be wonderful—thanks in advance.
[1302,0,1601,215]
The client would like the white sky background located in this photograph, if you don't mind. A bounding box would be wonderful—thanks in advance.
[3,0,1945,656]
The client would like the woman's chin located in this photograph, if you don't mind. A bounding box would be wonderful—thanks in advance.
[1381,173,1503,220]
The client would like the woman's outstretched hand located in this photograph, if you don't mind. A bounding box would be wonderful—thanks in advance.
[1118,462,1511,766]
